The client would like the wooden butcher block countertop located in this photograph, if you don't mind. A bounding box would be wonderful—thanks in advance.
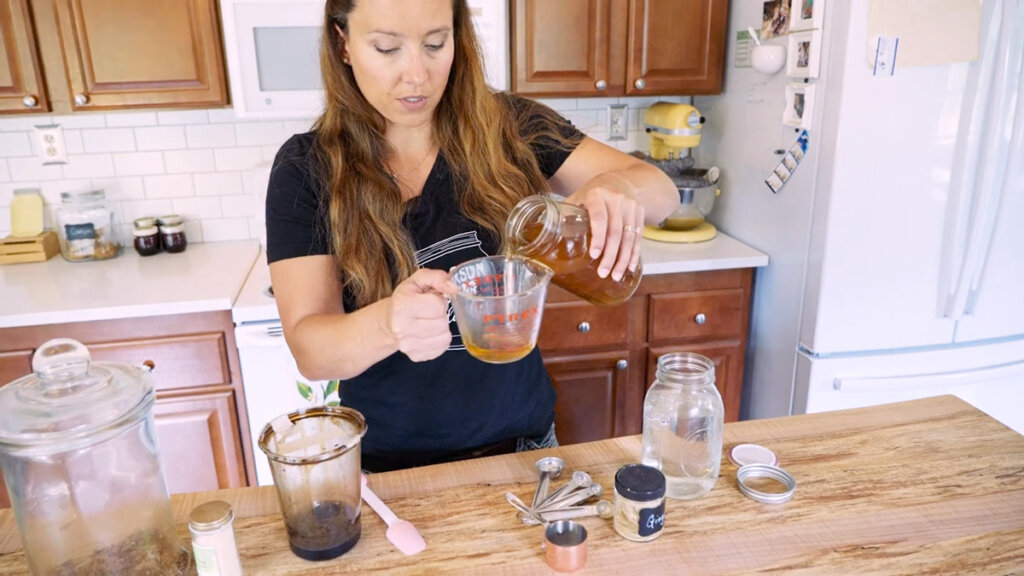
[1,395,1022,574]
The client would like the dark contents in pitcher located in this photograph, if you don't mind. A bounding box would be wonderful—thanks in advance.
[52,528,192,576]
[285,500,361,561]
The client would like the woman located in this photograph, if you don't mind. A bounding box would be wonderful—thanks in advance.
[266,0,677,472]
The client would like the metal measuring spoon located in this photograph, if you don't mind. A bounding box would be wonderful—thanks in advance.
[536,471,592,510]
[505,492,547,526]
[536,482,602,511]
[531,457,564,508]
[522,500,614,526]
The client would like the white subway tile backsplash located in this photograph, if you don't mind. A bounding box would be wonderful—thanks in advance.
[214,146,263,171]
[81,128,136,153]
[236,122,288,147]
[135,126,187,151]
[207,108,238,123]
[220,194,254,218]
[144,174,194,199]
[194,172,244,197]
[50,114,106,129]
[63,130,85,154]
[9,157,65,181]
[165,149,216,174]
[157,110,210,125]
[201,217,251,242]
[93,177,146,201]
[172,196,223,220]
[0,132,32,157]
[121,198,175,223]
[105,112,159,127]
[114,152,165,176]
[1,97,668,246]
[186,124,236,148]
[62,154,116,179]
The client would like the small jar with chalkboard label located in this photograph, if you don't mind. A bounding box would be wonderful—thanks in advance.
[55,190,122,262]
[612,464,666,542]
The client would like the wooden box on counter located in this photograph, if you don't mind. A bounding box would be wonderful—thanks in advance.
[0,231,59,264]
[539,268,752,445]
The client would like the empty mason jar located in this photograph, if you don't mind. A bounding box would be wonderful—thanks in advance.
[505,195,641,306]
[641,352,723,500]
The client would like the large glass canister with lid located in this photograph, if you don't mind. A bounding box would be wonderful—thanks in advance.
[505,195,642,306]
[641,352,724,500]
[0,339,192,575]
[55,190,122,262]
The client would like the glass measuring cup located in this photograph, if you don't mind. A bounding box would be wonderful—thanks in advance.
[258,406,367,561]
[449,255,553,364]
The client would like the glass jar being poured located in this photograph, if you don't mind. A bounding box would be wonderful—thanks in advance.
[505,195,642,306]
[0,339,191,576]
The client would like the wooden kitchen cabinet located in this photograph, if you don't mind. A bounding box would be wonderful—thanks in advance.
[511,0,729,97]
[1,0,227,115]
[538,268,753,445]
[0,311,256,508]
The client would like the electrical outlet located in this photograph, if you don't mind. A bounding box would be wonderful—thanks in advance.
[34,125,68,165]
[608,104,628,141]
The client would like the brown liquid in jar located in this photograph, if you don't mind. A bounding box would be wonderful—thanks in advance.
[517,220,641,306]
[284,500,361,561]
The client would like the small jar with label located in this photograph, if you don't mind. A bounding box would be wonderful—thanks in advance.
[613,464,666,542]
[55,190,122,262]
[189,500,243,576]
[158,214,187,253]
[133,226,161,256]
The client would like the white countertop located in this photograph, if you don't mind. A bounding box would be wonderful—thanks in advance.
[232,231,769,324]
[640,231,768,274]
[0,240,261,329]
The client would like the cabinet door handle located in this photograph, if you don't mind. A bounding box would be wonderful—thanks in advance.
[142,359,156,372]
[576,321,591,333]
[595,79,607,91]
[634,78,646,90]
[694,313,707,325]
[616,359,628,370]
[74,93,90,106]
[22,95,38,108]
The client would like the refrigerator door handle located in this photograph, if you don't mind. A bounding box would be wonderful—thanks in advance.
[942,0,1024,319]
[833,359,1024,393]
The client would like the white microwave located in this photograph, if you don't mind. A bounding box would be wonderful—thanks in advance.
[219,0,509,120]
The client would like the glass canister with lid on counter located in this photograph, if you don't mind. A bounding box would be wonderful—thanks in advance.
[55,189,122,261]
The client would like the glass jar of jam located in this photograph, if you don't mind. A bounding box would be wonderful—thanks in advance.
[506,195,642,306]
[132,226,161,256]
[158,215,187,254]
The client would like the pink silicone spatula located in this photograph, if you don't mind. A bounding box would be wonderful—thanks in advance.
[361,473,426,556]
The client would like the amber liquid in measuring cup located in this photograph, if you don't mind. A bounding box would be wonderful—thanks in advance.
[508,196,642,306]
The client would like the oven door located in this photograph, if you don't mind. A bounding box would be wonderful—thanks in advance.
[220,0,324,119]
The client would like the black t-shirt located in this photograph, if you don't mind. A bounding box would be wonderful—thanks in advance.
[265,95,582,470]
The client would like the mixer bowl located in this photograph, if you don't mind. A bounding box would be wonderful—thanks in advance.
[660,167,719,231]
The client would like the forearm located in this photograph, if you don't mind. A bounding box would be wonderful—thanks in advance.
[590,163,679,225]
[285,298,398,381]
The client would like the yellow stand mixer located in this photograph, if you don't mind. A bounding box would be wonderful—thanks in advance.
[638,102,720,243]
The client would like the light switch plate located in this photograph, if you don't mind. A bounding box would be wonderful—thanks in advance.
[608,104,628,141]
[34,125,68,165]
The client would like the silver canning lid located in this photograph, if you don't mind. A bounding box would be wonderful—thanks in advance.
[735,464,796,504]
[729,443,778,467]
[189,500,234,532]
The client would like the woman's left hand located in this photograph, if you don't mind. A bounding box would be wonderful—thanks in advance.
[564,173,645,281]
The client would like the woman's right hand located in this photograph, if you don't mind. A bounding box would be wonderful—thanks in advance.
[385,269,459,362]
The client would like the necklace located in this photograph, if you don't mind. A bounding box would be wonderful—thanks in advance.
[387,145,436,180]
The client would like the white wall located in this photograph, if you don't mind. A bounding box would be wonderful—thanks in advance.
[0,96,684,244]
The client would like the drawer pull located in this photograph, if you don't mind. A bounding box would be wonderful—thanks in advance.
[615,359,628,370]
[576,321,591,334]
[694,313,707,325]
[142,359,156,372]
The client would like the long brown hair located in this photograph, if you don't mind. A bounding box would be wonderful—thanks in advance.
[313,0,579,309]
